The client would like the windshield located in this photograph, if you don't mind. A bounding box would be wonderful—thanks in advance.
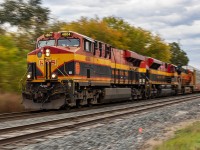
[37,40,55,48]
[58,38,80,47]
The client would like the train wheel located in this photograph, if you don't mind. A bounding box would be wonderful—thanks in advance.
[182,88,185,95]
[64,105,71,111]
[87,101,92,107]
[142,92,147,100]
[60,104,70,111]
[87,98,94,107]
[76,100,82,108]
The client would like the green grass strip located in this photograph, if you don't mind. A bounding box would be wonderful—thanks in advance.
[154,121,200,150]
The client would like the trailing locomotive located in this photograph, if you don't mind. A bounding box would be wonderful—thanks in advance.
[22,31,200,110]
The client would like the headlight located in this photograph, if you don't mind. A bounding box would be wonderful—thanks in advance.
[27,72,32,79]
[51,73,57,79]
[45,49,50,57]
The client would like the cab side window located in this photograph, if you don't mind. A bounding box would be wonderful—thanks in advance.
[94,41,98,55]
[109,46,112,59]
[105,44,108,58]
[99,42,102,57]
[84,40,92,52]
[105,45,112,59]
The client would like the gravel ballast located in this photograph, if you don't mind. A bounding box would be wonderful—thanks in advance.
[19,98,200,150]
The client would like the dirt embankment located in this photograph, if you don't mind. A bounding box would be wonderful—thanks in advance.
[0,93,24,113]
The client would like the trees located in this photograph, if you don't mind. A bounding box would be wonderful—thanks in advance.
[103,16,151,53]
[104,17,171,62]
[146,35,171,62]
[61,16,171,62]
[0,0,48,92]
[169,42,189,66]
[61,17,129,50]
[0,35,28,92]
[0,0,49,29]
[0,0,50,51]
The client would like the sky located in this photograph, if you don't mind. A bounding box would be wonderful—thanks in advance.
[1,0,199,69]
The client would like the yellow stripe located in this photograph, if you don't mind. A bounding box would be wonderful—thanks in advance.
[150,81,179,85]
[137,68,146,73]
[150,69,176,76]
[74,54,130,70]
[74,80,111,83]
[31,76,112,82]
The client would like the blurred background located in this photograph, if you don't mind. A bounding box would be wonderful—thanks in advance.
[0,0,189,113]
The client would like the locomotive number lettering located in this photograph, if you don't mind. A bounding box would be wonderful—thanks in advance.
[61,32,72,37]
[39,60,56,65]
[39,60,44,66]
[51,60,56,65]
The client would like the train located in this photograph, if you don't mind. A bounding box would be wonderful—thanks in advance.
[21,31,200,110]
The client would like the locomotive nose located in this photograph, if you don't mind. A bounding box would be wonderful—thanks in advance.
[43,52,56,80]
[37,47,57,80]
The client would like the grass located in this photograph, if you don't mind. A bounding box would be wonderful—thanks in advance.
[0,92,24,113]
[154,121,200,150]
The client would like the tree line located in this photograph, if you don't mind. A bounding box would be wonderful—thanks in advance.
[0,0,189,92]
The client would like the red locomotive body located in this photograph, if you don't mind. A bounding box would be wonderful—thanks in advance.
[22,31,199,110]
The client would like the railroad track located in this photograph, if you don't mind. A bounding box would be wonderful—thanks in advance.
[0,94,200,149]
[0,93,198,122]
[0,110,62,122]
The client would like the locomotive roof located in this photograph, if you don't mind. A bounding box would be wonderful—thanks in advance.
[124,50,145,61]
[58,31,94,42]
[147,57,162,65]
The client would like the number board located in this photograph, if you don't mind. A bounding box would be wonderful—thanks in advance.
[61,32,73,37]
[44,33,53,38]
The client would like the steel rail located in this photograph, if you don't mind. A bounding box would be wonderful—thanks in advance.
[0,93,199,122]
